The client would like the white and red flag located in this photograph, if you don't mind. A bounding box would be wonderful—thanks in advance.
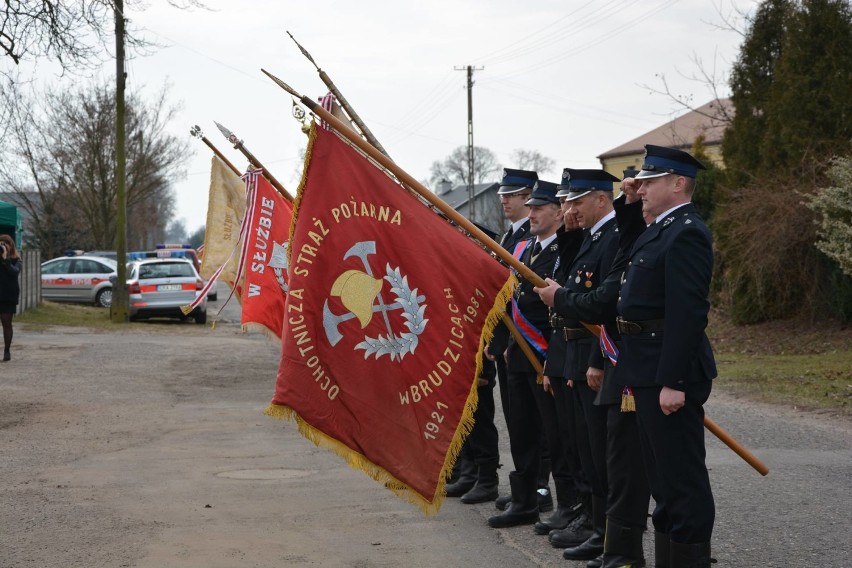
[238,169,294,338]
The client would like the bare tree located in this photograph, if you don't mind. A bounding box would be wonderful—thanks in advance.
[0,80,190,257]
[509,149,556,178]
[637,2,752,123]
[429,146,499,188]
[1,0,207,74]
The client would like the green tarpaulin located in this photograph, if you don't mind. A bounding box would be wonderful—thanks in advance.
[0,200,22,249]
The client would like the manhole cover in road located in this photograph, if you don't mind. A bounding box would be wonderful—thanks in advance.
[216,468,316,480]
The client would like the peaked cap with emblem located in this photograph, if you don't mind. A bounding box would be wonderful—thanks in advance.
[497,168,538,195]
[635,144,706,179]
[524,179,560,206]
[556,168,621,201]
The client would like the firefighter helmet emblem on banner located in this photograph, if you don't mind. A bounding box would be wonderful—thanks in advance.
[322,240,428,360]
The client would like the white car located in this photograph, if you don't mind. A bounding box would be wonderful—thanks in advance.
[41,255,117,307]
[126,258,207,324]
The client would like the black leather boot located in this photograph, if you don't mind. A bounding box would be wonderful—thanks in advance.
[534,478,582,534]
[562,494,606,560]
[444,453,477,497]
[654,532,670,568]
[487,472,539,528]
[495,494,512,511]
[461,459,499,504]
[548,493,593,548]
[602,519,646,568]
[670,541,711,568]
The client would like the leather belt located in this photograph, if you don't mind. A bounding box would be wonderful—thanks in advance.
[616,317,665,335]
[562,327,593,341]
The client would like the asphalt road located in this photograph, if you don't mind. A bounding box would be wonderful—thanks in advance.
[1,292,850,567]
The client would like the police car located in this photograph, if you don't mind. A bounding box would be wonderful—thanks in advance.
[41,255,117,308]
[126,258,207,324]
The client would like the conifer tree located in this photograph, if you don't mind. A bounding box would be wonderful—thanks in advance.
[717,0,852,323]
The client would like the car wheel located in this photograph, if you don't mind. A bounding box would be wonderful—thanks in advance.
[207,291,218,301]
[194,310,207,325]
[96,288,113,308]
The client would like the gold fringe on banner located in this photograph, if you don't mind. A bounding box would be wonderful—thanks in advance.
[241,322,279,341]
[433,273,517,497]
[264,275,516,516]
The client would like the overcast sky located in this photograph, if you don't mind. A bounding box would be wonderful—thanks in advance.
[26,0,758,233]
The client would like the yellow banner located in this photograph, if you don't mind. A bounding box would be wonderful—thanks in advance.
[200,156,246,294]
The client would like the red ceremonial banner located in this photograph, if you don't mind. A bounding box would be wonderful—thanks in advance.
[239,170,294,338]
[265,124,515,514]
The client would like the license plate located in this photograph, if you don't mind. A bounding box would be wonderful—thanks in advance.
[158,284,181,291]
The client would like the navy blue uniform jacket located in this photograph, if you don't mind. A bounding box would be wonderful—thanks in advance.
[616,203,717,389]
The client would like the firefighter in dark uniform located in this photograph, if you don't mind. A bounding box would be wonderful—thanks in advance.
[536,169,652,568]
[534,175,589,537]
[544,169,620,562]
[487,180,568,528]
[486,169,555,514]
[616,145,716,568]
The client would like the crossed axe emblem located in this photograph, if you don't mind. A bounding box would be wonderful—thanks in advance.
[322,241,424,347]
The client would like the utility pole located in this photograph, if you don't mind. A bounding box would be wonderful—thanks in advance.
[110,0,129,322]
[454,65,483,222]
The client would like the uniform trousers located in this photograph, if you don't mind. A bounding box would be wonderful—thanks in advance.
[466,369,499,465]
[633,382,715,543]
[573,380,609,500]
[605,404,650,528]
[550,375,589,495]
[505,370,572,492]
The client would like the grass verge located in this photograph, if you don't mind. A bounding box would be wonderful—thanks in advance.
[715,351,852,417]
[708,310,852,417]
[18,301,124,330]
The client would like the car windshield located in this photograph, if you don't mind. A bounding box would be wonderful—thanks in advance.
[138,262,195,280]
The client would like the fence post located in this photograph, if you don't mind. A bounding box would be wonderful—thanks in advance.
[16,250,41,315]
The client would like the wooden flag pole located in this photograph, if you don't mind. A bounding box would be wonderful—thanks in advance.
[213,121,295,203]
[190,125,242,177]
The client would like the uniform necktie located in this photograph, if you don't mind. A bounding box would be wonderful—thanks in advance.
[532,241,542,259]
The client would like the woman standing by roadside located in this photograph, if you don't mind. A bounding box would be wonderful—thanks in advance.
[0,234,22,361]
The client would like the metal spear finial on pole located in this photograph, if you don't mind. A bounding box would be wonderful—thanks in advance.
[212,121,294,203]
[284,32,391,158]
[190,125,241,176]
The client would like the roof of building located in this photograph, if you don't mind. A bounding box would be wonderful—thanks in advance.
[438,182,500,209]
[597,98,733,160]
